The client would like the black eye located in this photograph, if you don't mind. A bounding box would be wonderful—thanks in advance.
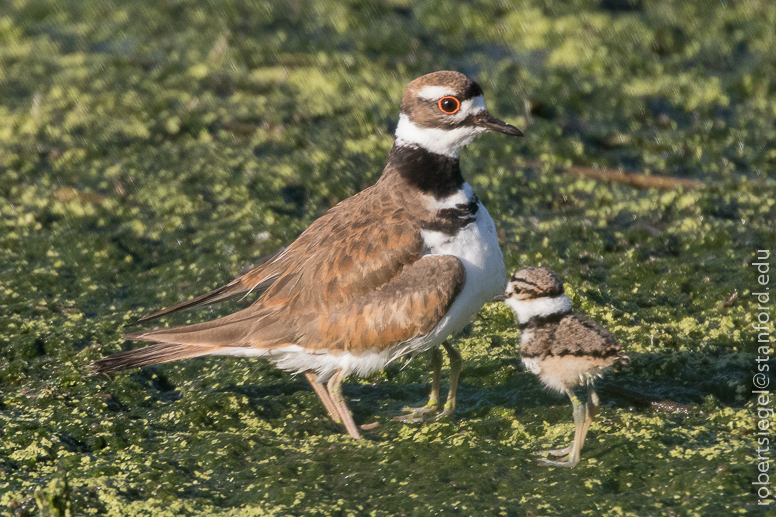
[438,96,461,114]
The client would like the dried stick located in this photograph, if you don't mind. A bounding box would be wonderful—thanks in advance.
[524,160,705,190]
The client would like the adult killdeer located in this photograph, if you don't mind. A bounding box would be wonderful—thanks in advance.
[92,71,522,439]
[501,267,629,467]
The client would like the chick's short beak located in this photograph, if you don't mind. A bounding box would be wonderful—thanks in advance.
[475,111,524,136]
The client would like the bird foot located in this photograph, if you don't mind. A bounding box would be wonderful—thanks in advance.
[432,407,455,420]
[535,445,573,457]
[537,457,579,468]
[359,421,380,431]
[392,406,455,423]
[392,404,439,422]
[393,406,437,423]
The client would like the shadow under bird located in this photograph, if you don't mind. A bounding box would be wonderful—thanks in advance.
[92,71,523,439]
[499,267,629,467]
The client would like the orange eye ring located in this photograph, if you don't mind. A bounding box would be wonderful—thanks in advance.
[438,96,461,114]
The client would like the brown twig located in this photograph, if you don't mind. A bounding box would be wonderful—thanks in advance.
[524,160,705,190]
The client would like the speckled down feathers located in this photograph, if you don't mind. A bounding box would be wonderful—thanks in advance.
[520,313,622,360]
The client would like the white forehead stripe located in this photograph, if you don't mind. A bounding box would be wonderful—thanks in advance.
[418,85,457,100]
[467,95,486,112]
[448,95,486,123]
[395,114,486,158]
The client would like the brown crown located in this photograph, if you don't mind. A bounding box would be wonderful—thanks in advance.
[509,267,564,299]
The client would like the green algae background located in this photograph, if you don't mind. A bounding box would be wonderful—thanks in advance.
[1,0,775,514]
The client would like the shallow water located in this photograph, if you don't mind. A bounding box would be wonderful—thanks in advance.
[1,0,774,515]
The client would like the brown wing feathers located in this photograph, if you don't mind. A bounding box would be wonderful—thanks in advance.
[127,277,271,326]
[93,184,469,373]
[298,255,464,352]
[113,255,464,355]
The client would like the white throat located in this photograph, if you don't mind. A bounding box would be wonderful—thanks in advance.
[505,295,571,324]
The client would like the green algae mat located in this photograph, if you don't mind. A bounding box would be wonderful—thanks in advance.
[1,0,774,515]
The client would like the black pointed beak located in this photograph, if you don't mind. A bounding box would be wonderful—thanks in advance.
[475,111,523,136]
[492,293,508,302]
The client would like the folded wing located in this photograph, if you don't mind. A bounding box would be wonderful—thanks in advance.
[92,255,465,373]
[551,315,621,358]
[128,184,419,325]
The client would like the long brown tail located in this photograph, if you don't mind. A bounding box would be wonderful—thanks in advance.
[126,247,286,327]
[90,343,217,374]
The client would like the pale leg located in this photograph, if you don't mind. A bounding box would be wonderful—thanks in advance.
[580,383,599,446]
[327,370,361,440]
[305,371,341,424]
[538,384,598,468]
[539,390,587,467]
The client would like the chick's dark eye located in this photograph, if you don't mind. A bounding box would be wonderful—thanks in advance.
[438,96,461,114]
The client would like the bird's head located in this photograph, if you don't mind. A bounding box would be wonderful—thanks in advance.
[395,71,523,158]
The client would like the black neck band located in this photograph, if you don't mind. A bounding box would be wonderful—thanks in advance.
[386,144,464,198]
[517,311,569,331]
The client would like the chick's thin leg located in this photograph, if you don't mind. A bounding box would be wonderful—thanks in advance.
[538,388,585,467]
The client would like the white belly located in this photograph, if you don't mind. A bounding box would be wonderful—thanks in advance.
[399,196,506,357]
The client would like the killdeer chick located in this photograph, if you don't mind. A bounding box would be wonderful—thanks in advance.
[501,267,628,467]
[92,71,523,439]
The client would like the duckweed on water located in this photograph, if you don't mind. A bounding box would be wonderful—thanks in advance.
[1,0,774,515]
